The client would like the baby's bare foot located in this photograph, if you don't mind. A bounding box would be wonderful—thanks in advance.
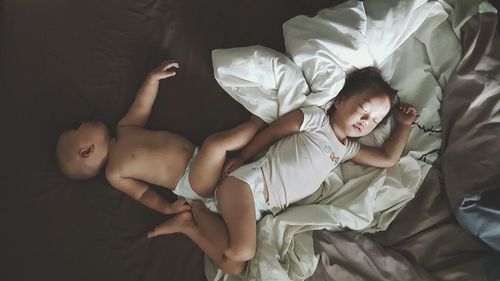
[147,211,194,238]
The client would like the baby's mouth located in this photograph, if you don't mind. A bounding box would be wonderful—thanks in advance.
[353,124,363,133]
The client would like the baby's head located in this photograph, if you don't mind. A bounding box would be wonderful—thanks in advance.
[56,121,111,180]
[328,67,399,139]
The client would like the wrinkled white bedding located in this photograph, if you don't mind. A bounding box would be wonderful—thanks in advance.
[207,1,496,280]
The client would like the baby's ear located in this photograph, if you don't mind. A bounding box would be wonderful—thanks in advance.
[79,144,95,158]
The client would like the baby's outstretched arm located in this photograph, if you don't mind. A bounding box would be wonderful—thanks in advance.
[351,103,417,168]
[118,60,178,128]
[106,173,190,214]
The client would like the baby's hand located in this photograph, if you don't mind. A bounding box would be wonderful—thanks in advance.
[148,60,179,81]
[394,103,418,126]
[222,156,245,178]
[164,198,191,214]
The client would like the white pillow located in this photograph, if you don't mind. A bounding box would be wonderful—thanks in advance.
[283,0,371,100]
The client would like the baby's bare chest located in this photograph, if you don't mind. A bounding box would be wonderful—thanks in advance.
[108,130,194,176]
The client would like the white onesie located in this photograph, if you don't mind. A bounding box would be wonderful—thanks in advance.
[261,106,360,211]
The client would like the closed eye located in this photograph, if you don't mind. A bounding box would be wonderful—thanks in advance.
[360,105,367,112]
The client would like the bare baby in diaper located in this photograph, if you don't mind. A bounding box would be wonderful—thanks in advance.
[56,60,266,217]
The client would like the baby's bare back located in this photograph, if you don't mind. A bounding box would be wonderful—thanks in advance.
[107,126,196,189]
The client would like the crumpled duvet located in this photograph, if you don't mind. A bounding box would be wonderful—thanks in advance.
[207,0,497,280]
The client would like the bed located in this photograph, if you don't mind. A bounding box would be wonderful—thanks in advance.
[1,0,498,281]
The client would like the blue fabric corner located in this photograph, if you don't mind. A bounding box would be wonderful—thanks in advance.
[456,185,500,252]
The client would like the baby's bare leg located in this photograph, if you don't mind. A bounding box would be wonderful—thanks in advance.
[176,177,258,261]
[215,176,257,261]
[190,200,229,251]
[189,115,265,197]
[147,206,247,275]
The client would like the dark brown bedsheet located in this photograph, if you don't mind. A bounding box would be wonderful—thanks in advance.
[1,1,499,281]
[0,1,334,281]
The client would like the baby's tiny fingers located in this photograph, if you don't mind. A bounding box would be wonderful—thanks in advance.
[160,70,176,78]
[147,230,158,239]
[162,61,179,70]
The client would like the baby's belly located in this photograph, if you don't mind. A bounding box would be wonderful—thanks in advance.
[128,145,195,189]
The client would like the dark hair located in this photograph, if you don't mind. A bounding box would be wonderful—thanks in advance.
[327,67,400,125]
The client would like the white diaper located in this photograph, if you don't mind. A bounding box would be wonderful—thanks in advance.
[229,158,271,221]
[173,148,270,221]
[172,147,218,213]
